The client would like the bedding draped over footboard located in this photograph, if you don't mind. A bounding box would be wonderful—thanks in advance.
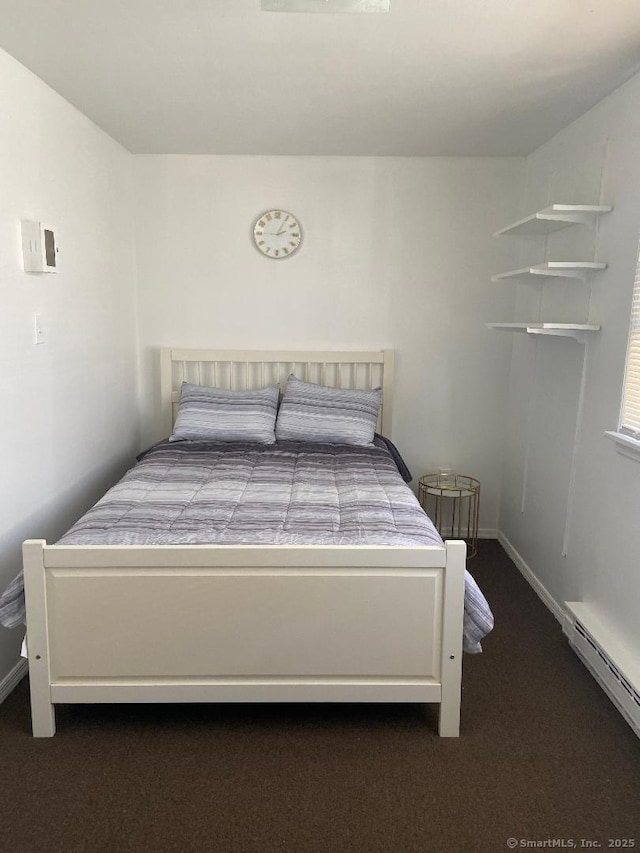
[1,439,493,652]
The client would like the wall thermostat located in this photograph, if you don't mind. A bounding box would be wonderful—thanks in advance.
[21,220,59,273]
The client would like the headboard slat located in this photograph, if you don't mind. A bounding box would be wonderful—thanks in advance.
[162,348,394,438]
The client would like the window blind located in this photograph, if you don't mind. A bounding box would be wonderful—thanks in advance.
[621,247,640,437]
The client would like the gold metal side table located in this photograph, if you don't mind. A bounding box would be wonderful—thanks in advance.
[418,473,480,558]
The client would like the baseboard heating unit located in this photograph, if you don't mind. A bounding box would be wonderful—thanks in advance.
[564,602,640,739]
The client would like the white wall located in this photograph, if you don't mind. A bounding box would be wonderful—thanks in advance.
[134,155,524,531]
[499,71,640,655]
[0,50,139,683]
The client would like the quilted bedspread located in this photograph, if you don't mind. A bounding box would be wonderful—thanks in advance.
[0,440,493,652]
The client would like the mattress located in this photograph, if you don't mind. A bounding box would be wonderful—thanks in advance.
[1,439,493,651]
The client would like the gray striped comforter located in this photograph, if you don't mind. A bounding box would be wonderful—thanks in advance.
[0,440,493,652]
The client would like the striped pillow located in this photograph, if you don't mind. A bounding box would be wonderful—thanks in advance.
[275,375,382,446]
[170,382,279,444]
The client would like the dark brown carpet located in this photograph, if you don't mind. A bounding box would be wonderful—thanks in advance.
[1,540,638,853]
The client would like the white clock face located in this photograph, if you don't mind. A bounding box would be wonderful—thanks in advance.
[253,210,302,258]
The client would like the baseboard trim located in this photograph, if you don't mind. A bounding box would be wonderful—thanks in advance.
[478,529,498,540]
[496,531,564,624]
[0,659,28,705]
[441,529,497,541]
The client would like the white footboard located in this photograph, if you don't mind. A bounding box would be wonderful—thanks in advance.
[23,540,465,738]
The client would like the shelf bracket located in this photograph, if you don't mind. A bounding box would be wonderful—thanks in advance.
[526,327,589,344]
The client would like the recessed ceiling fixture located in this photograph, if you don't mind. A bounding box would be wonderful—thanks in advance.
[261,0,390,13]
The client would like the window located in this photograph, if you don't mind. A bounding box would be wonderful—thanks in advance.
[606,239,640,459]
[620,252,640,438]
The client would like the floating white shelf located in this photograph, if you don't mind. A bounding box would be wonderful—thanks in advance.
[491,262,607,283]
[486,322,600,344]
[493,204,612,237]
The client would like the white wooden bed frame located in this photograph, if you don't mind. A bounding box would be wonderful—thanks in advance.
[23,348,466,738]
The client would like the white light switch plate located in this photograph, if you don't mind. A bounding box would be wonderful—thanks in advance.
[34,314,44,344]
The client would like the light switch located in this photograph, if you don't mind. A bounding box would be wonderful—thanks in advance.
[34,314,44,345]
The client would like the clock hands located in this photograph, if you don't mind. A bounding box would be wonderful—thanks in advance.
[275,216,295,236]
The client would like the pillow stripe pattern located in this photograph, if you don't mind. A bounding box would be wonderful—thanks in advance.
[170,382,279,444]
[275,375,382,446]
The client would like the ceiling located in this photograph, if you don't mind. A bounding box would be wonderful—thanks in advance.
[1,0,640,156]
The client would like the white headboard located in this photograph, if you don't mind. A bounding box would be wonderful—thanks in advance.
[160,348,395,438]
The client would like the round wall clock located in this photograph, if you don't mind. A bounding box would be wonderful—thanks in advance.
[253,210,302,259]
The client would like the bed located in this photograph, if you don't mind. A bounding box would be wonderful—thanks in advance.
[11,349,492,737]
